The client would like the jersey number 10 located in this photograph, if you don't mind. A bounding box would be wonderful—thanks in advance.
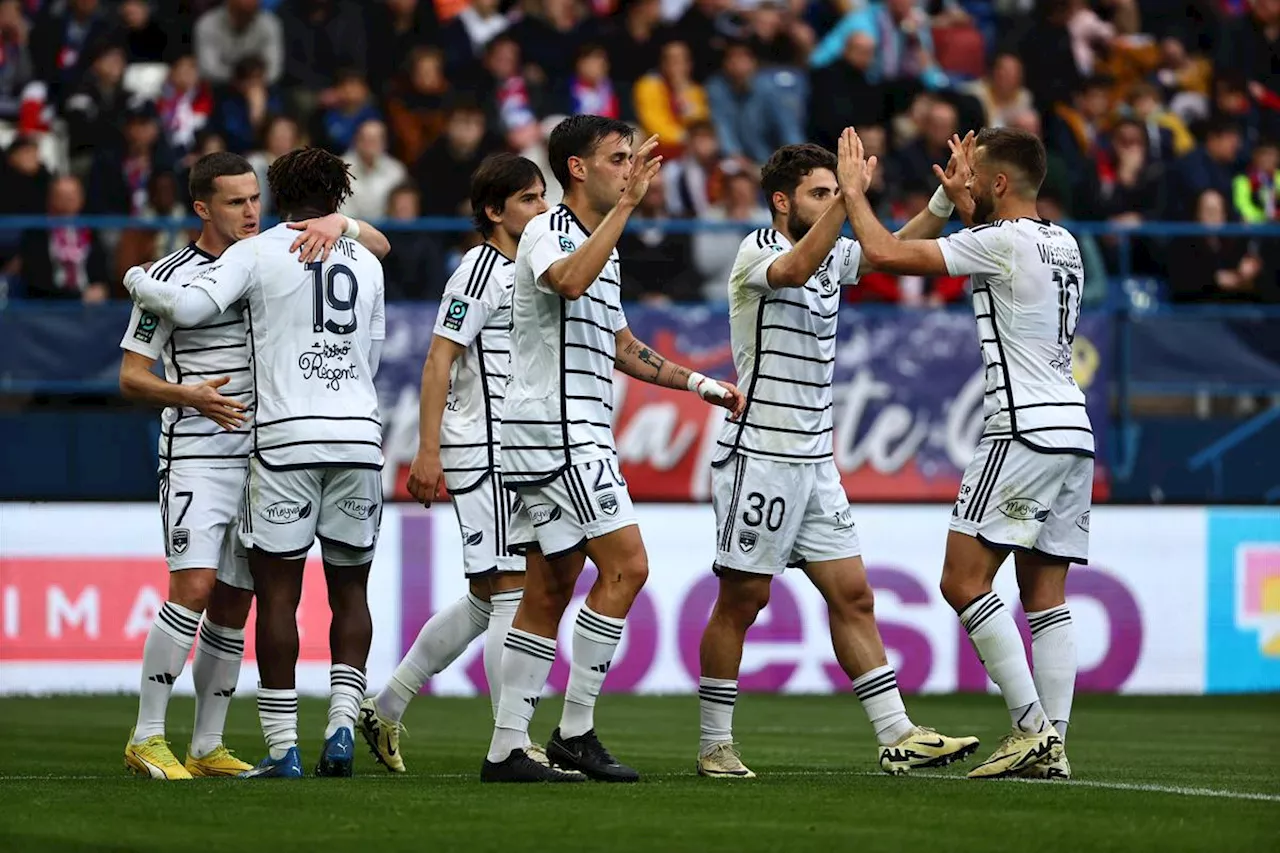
[307,261,359,335]
[1051,269,1081,345]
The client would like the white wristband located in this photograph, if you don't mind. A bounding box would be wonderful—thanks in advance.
[687,370,729,400]
[928,185,955,218]
[343,216,361,240]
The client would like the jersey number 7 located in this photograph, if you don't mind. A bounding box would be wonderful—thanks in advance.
[307,261,359,335]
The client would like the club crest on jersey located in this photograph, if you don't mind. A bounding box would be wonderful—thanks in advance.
[738,530,758,553]
[461,526,484,546]
[529,503,562,527]
[133,311,160,343]
[999,498,1050,523]
[170,528,189,554]
[262,500,313,524]
[337,497,377,520]
[1076,511,1090,532]
[597,492,619,516]
[815,257,835,294]
[558,235,576,253]
[443,297,468,332]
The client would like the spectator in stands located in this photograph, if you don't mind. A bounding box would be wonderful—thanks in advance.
[87,99,174,215]
[892,95,956,195]
[617,171,701,303]
[0,137,50,263]
[386,46,452,165]
[1168,188,1269,302]
[706,41,804,165]
[474,36,544,151]
[118,0,168,63]
[808,31,884,151]
[1048,74,1112,208]
[247,113,300,216]
[156,55,214,160]
[1216,0,1280,137]
[30,0,112,98]
[668,0,735,81]
[1128,81,1194,165]
[367,0,438,97]
[211,55,282,153]
[343,118,407,223]
[279,0,367,96]
[1234,137,1279,223]
[312,68,380,153]
[195,0,284,86]
[114,171,191,285]
[1062,0,1118,77]
[692,168,767,297]
[1018,0,1079,110]
[665,119,730,218]
[965,52,1033,128]
[1152,34,1212,111]
[63,40,127,170]
[560,43,620,118]
[811,0,950,105]
[507,0,586,91]
[634,39,709,158]
[742,0,814,68]
[1098,118,1165,222]
[17,174,109,303]
[381,182,446,300]
[440,0,511,82]
[594,0,665,95]
[413,98,496,217]
[1171,116,1244,219]
[0,0,33,123]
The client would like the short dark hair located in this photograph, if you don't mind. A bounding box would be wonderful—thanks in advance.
[471,153,546,236]
[546,114,635,190]
[760,143,837,215]
[974,126,1047,194]
[188,151,254,203]
[267,147,354,217]
[1204,114,1241,140]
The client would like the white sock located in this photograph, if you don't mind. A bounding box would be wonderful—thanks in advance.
[960,592,1048,733]
[190,619,245,758]
[852,665,916,746]
[326,664,367,739]
[698,677,737,755]
[376,593,490,723]
[133,601,200,742]
[257,687,298,760]
[1028,605,1076,744]
[487,628,554,763]
[559,605,625,739]
[486,588,523,718]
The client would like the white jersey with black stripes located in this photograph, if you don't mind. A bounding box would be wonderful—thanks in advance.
[433,242,515,493]
[119,242,252,470]
[713,228,862,465]
[938,218,1094,456]
[185,223,386,470]
[501,204,627,487]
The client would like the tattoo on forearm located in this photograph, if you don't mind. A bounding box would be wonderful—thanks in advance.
[616,338,672,384]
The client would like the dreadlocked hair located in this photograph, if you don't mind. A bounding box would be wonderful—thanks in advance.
[267,147,354,218]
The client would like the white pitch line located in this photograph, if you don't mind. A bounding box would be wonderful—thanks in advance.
[1,770,1277,803]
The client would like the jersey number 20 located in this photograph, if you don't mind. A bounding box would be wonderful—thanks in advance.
[308,261,359,335]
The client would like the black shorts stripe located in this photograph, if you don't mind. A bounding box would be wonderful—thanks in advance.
[965,440,1010,522]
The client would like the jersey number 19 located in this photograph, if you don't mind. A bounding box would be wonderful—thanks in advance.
[308,261,359,335]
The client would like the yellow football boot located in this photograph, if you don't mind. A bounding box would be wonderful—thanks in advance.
[356,698,406,773]
[185,745,254,777]
[125,730,192,780]
[967,729,1060,779]
[879,726,981,775]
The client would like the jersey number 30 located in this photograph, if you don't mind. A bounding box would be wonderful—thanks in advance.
[308,261,359,335]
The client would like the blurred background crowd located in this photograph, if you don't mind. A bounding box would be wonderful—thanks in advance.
[0,0,1277,305]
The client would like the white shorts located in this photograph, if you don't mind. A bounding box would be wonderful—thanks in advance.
[506,458,637,560]
[159,466,253,591]
[949,435,1093,564]
[451,472,527,576]
[712,454,861,576]
[240,460,382,566]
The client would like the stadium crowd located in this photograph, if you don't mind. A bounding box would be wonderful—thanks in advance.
[0,0,1276,304]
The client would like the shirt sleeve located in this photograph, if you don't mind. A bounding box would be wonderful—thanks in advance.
[836,238,864,286]
[611,301,628,333]
[370,266,386,342]
[525,226,576,294]
[734,232,788,292]
[937,225,1013,278]
[119,303,173,359]
[185,239,256,312]
[433,256,500,346]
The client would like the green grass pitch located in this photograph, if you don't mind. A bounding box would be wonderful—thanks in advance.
[0,694,1277,852]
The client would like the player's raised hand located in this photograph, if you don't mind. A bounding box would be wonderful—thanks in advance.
[406,449,446,507]
[287,213,347,264]
[837,127,876,196]
[934,131,977,222]
[621,134,662,208]
[187,375,247,431]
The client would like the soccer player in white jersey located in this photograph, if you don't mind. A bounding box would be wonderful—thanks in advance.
[696,140,980,779]
[357,154,552,773]
[118,152,390,780]
[124,148,388,779]
[481,115,745,783]
[840,127,1089,780]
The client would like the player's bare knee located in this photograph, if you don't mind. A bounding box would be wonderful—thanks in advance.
[205,582,253,629]
[939,560,988,613]
[168,569,215,612]
[714,572,770,629]
[829,574,875,624]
